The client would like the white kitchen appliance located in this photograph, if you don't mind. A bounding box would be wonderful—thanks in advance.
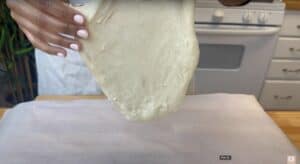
[188,0,285,98]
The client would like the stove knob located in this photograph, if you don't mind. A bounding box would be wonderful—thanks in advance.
[243,12,253,23]
[258,13,268,24]
[213,9,224,22]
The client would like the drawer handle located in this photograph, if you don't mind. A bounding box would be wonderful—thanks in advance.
[297,25,300,29]
[274,95,293,100]
[289,48,300,52]
[282,68,300,73]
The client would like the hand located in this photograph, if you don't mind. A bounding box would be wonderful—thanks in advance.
[6,0,89,57]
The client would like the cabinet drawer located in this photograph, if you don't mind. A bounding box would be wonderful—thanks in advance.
[280,11,300,37]
[268,60,300,80]
[260,80,300,110]
[274,37,300,59]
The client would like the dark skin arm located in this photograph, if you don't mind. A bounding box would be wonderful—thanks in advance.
[6,0,89,57]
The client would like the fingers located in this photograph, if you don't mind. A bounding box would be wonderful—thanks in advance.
[25,0,86,26]
[20,25,67,57]
[12,11,69,57]
[7,0,88,38]
[47,32,81,52]
[7,0,88,56]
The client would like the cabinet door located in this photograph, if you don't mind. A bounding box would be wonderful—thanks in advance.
[260,80,300,110]
[268,60,300,80]
[274,37,300,59]
[280,11,300,37]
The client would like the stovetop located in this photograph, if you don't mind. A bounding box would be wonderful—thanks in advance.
[251,0,278,2]
[196,0,285,11]
[195,0,285,26]
[197,0,282,3]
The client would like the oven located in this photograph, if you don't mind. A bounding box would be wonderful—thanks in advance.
[188,0,285,98]
[188,24,280,97]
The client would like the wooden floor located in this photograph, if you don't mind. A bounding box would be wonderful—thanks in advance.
[0,107,299,150]
[267,111,300,150]
[0,109,5,119]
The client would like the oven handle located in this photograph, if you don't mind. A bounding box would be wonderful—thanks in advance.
[195,26,280,36]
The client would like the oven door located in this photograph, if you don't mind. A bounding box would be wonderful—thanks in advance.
[188,24,280,97]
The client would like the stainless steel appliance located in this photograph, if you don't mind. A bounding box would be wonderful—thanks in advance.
[188,0,285,98]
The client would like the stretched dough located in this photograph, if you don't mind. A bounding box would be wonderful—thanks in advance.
[75,0,199,120]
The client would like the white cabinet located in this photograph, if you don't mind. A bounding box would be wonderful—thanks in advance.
[274,38,300,59]
[260,11,300,110]
[268,60,300,80]
[260,81,300,110]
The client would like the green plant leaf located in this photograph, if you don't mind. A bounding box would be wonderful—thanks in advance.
[7,62,14,70]
[0,28,6,50]
[15,47,34,57]
[0,1,37,104]
[8,33,16,53]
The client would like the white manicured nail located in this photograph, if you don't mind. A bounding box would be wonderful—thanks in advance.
[73,14,84,25]
[70,43,79,51]
[57,52,65,58]
[77,29,89,39]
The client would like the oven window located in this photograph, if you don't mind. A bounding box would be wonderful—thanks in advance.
[198,44,245,69]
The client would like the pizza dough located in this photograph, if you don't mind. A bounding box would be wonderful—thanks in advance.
[74,0,199,120]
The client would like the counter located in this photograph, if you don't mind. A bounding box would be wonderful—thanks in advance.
[284,0,300,10]
[0,96,299,150]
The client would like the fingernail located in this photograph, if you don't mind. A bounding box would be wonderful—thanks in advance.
[57,52,65,58]
[77,29,89,39]
[70,43,79,51]
[73,14,84,25]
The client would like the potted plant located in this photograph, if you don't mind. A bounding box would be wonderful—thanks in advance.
[0,1,37,107]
